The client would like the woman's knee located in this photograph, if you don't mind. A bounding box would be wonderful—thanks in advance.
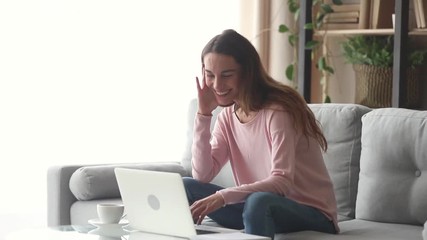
[182,177,198,188]
[242,192,277,238]
[245,192,275,207]
[182,177,224,203]
[243,192,274,218]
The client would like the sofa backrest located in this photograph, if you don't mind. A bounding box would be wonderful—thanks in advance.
[310,104,371,221]
[356,108,427,225]
[181,99,371,221]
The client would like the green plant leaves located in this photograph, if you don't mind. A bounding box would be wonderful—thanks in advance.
[288,35,298,47]
[278,0,345,103]
[278,24,297,47]
[288,0,299,13]
[318,57,334,74]
[306,40,319,49]
[286,64,295,81]
[304,23,314,30]
[278,24,289,33]
[341,35,427,67]
[320,3,334,14]
[410,50,427,66]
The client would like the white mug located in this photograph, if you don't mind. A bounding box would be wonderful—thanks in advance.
[97,203,124,224]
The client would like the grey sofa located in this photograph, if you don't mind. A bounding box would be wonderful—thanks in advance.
[47,99,427,239]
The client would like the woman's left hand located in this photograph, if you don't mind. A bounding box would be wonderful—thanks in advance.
[190,192,225,225]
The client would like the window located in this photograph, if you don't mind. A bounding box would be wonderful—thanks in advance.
[0,0,240,235]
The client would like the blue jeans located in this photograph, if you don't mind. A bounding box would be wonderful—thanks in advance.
[183,177,337,239]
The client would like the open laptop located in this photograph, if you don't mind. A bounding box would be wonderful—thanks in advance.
[114,167,240,239]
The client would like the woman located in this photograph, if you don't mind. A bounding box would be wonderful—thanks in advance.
[183,29,339,239]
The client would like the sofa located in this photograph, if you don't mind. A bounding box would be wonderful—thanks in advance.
[47,98,427,239]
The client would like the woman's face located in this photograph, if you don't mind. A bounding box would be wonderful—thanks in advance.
[203,53,241,107]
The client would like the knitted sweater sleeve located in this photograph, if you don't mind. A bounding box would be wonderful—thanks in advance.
[191,113,229,183]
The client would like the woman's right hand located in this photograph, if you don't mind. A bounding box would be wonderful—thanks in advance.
[196,75,218,115]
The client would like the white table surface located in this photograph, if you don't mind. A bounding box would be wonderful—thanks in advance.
[5,225,270,240]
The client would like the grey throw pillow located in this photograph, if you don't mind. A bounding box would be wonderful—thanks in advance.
[69,162,188,201]
[357,108,427,225]
[309,103,371,221]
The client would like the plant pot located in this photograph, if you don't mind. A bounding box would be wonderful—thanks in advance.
[353,64,420,108]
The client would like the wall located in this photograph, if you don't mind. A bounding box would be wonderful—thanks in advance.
[0,1,240,238]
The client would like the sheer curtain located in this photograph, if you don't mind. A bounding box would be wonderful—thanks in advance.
[240,0,295,86]
[0,0,240,237]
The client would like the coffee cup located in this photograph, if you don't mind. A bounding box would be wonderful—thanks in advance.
[97,203,125,224]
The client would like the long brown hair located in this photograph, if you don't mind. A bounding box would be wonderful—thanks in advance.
[201,29,327,151]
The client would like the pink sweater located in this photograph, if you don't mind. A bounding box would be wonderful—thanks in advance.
[191,105,338,231]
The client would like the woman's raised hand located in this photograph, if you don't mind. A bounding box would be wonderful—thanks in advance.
[196,76,218,116]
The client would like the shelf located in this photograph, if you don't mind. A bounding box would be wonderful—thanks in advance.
[299,0,420,108]
[315,28,427,37]
[410,28,427,35]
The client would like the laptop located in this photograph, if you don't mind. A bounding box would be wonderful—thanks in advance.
[114,167,240,239]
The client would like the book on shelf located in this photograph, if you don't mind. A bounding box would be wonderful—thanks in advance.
[422,0,427,27]
[406,0,418,30]
[325,17,359,23]
[370,0,394,29]
[414,0,422,28]
[321,23,360,30]
[326,1,360,12]
[321,1,361,28]
[326,11,359,19]
[414,0,427,28]
[324,11,359,23]
[359,0,371,29]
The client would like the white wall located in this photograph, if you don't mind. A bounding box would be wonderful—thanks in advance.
[0,0,239,237]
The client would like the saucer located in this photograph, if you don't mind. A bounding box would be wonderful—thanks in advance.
[88,218,129,228]
[89,227,128,238]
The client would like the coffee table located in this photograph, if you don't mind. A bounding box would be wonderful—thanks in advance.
[6,224,270,240]
[5,224,128,240]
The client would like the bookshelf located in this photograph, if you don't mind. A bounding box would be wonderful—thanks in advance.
[298,0,420,108]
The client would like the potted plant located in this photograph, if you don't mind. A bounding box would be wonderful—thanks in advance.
[279,0,343,103]
[341,35,427,108]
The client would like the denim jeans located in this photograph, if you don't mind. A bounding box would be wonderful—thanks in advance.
[183,177,337,239]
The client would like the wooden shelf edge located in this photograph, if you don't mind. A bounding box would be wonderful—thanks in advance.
[410,28,427,35]
[315,28,427,37]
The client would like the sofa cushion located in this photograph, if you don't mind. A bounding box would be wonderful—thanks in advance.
[278,219,423,240]
[309,104,371,221]
[356,108,427,225]
[69,162,189,201]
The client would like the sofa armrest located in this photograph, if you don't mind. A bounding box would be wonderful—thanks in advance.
[47,162,190,226]
[47,164,86,226]
[69,162,189,201]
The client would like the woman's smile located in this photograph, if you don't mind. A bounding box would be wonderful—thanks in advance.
[203,53,241,106]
